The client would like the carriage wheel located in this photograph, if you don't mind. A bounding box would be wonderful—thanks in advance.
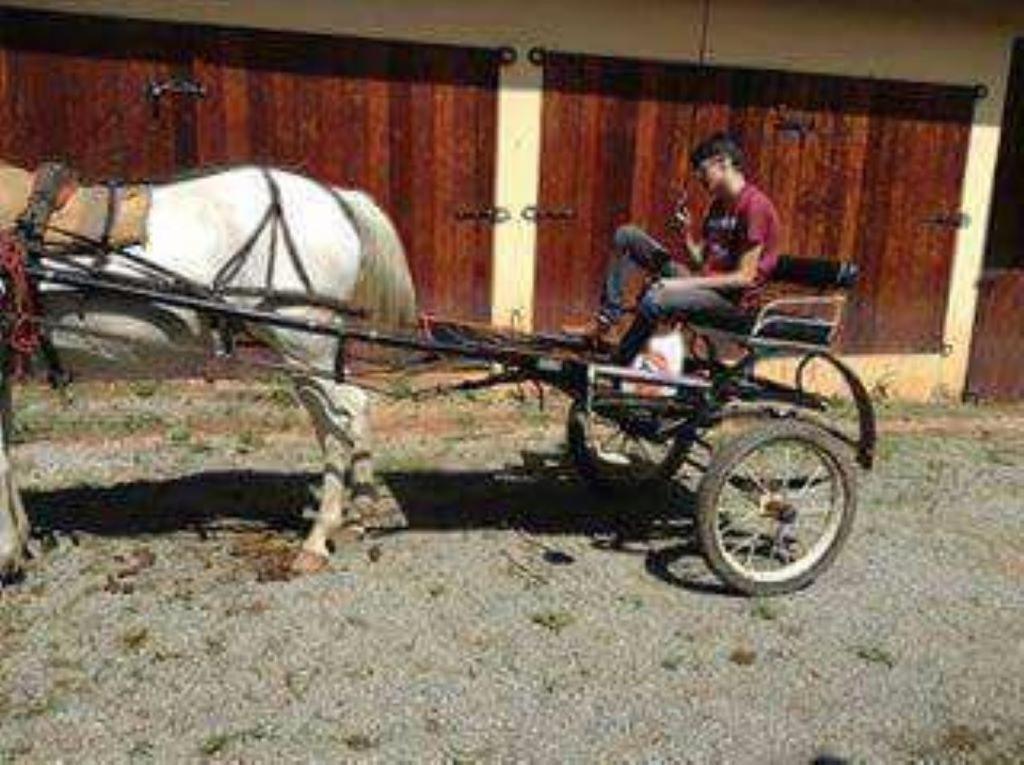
[566,400,691,491]
[695,418,857,596]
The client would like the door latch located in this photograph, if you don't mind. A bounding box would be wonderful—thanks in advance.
[924,212,971,229]
[146,77,207,103]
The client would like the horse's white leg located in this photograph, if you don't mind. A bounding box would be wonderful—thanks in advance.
[0,371,28,581]
[290,374,373,573]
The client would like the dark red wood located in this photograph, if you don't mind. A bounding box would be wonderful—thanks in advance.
[965,271,1024,401]
[193,28,500,321]
[966,39,1024,400]
[532,51,976,357]
[0,7,501,322]
[983,38,1024,271]
[0,7,191,180]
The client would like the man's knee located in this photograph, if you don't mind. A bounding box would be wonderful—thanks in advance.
[613,224,646,254]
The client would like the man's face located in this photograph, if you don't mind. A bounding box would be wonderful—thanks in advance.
[695,154,730,196]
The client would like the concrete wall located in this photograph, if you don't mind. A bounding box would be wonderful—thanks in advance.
[6,0,1023,399]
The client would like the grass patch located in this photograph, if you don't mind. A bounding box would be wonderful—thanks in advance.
[343,732,379,752]
[750,598,782,621]
[234,430,266,454]
[13,409,166,442]
[120,626,149,652]
[198,726,268,756]
[853,643,896,669]
[129,380,160,399]
[728,646,757,666]
[530,609,575,634]
[616,594,645,611]
[166,424,192,445]
[661,653,686,671]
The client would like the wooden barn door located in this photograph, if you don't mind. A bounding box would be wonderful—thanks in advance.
[0,7,192,180]
[0,7,501,322]
[531,54,713,331]
[192,29,501,321]
[532,51,976,355]
[966,39,1024,401]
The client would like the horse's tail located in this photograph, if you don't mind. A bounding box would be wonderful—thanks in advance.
[337,189,417,328]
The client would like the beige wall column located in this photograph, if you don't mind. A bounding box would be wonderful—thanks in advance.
[490,57,543,329]
[937,75,1013,397]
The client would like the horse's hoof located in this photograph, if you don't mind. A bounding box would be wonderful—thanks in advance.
[0,559,25,588]
[290,549,329,575]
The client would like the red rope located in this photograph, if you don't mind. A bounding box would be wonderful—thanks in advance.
[0,229,41,375]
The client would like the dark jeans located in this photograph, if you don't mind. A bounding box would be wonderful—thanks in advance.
[599,225,677,324]
[602,225,742,363]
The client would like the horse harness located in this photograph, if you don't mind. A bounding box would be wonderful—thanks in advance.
[0,162,81,385]
[0,162,366,386]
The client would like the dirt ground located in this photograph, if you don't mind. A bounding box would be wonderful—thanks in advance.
[0,378,1022,763]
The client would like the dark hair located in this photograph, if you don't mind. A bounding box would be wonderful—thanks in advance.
[690,132,745,171]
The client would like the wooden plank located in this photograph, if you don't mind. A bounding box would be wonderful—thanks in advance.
[0,7,189,180]
[193,28,500,321]
[966,271,1024,401]
[985,39,1024,271]
[966,39,1024,399]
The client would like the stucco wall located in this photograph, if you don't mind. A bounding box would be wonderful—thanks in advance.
[5,0,1023,399]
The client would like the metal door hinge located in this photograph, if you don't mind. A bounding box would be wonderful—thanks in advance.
[521,205,576,222]
[924,212,971,229]
[146,77,206,102]
[454,207,511,224]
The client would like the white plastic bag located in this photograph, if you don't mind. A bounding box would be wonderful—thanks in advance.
[623,328,685,397]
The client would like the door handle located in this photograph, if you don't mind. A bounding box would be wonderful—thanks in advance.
[146,77,207,102]
[454,206,511,224]
[521,205,576,222]
[923,212,971,229]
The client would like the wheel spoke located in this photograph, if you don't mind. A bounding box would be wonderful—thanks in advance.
[711,431,849,586]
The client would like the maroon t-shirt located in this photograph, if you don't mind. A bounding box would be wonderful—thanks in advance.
[702,182,781,306]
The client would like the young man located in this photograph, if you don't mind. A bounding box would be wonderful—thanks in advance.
[592,133,782,363]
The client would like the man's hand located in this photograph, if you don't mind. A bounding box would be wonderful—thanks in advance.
[670,199,692,232]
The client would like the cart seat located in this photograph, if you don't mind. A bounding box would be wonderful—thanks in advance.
[687,255,856,349]
[773,255,859,291]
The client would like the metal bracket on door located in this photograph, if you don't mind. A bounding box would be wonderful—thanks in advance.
[522,205,576,222]
[146,77,207,102]
[454,207,511,224]
[773,106,815,140]
[924,212,971,230]
[496,47,518,66]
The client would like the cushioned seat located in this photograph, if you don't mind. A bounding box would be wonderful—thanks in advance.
[684,255,854,348]
[687,307,835,348]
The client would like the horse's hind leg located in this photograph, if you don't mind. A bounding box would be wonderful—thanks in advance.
[0,373,29,581]
[290,374,374,573]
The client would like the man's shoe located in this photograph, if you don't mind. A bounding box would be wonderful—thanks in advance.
[564,313,615,346]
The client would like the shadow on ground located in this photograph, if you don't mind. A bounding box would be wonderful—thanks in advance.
[22,453,718,592]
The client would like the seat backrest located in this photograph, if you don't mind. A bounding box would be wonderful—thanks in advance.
[773,255,858,290]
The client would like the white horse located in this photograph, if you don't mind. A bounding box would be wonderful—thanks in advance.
[0,164,417,580]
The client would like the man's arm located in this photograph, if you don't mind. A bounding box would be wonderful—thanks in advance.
[672,202,706,270]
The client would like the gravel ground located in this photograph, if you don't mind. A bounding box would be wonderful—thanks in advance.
[0,380,1022,763]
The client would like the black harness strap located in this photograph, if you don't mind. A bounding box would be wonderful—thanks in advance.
[13,162,78,388]
[211,196,277,292]
[212,168,313,297]
[98,181,117,251]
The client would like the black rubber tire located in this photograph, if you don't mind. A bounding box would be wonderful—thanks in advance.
[695,418,857,596]
[566,400,691,492]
